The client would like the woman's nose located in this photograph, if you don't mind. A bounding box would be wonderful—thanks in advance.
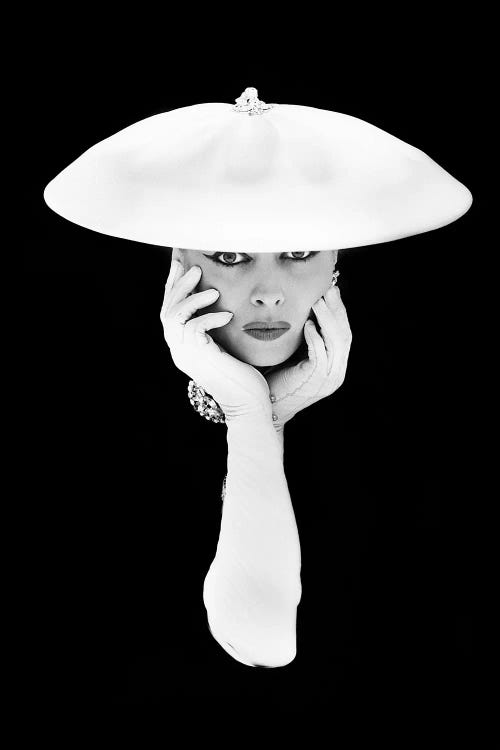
[250,288,285,307]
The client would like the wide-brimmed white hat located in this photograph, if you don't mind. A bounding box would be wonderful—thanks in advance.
[43,87,472,253]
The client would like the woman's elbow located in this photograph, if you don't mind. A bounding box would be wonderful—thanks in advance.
[210,615,298,668]
[250,639,297,668]
[204,577,299,667]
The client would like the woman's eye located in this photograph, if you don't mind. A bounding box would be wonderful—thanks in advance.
[285,251,315,261]
[216,252,246,266]
[207,252,247,267]
[204,250,318,267]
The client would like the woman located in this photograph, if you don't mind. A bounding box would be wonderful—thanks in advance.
[160,246,352,666]
[42,86,472,672]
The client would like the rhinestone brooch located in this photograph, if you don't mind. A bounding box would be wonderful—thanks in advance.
[187,380,226,424]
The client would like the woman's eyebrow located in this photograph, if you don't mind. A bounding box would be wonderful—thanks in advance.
[202,250,251,256]
[202,251,286,258]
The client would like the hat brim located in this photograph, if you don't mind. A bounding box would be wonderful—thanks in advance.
[43,103,472,252]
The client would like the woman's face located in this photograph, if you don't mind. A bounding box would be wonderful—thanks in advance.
[172,248,338,368]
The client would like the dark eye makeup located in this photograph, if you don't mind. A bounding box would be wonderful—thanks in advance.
[203,251,318,268]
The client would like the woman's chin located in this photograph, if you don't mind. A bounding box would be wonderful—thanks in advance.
[230,350,288,368]
[248,355,289,369]
[233,340,306,369]
[212,330,306,368]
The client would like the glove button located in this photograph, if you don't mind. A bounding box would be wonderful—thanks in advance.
[270,394,276,403]
[272,413,278,421]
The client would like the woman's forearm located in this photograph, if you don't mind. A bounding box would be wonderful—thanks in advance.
[275,424,284,461]
[203,413,301,667]
[221,414,300,592]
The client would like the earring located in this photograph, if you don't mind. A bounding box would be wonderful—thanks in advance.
[331,270,340,286]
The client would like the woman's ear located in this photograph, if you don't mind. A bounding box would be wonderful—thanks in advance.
[332,249,339,268]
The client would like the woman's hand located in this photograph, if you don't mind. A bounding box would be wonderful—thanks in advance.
[264,284,352,431]
[160,257,273,422]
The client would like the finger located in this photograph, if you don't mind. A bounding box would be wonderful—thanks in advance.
[171,288,220,324]
[311,298,336,374]
[165,258,184,295]
[324,288,352,354]
[303,318,328,374]
[314,291,352,366]
[325,284,347,316]
[325,288,352,349]
[167,265,202,307]
[186,310,234,345]
[161,260,185,320]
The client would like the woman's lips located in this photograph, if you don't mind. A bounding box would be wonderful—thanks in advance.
[242,321,290,330]
[243,329,288,341]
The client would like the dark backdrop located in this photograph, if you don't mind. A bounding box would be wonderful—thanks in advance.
[21,23,482,715]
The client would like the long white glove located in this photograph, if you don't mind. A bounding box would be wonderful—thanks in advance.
[265,283,352,431]
[160,256,273,422]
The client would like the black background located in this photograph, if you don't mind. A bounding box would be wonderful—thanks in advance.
[21,15,484,718]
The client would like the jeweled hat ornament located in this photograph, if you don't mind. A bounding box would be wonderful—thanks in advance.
[43,86,473,423]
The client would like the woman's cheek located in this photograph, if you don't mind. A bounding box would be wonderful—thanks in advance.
[216,291,235,315]
[201,279,224,312]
